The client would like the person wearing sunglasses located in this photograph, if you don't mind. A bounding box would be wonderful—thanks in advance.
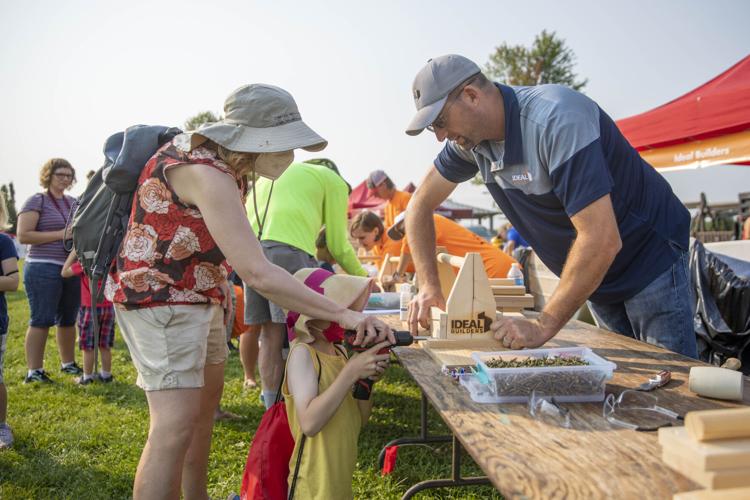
[403,54,695,359]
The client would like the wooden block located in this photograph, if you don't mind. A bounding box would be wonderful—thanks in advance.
[685,407,750,442]
[430,307,447,339]
[423,338,505,368]
[495,294,535,309]
[491,285,526,296]
[662,451,750,490]
[497,307,524,314]
[377,252,396,291]
[498,311,525,319]
[488,278,516,286]
[673,487,750,500]
[659,427,750,471]
[436,252,465,268]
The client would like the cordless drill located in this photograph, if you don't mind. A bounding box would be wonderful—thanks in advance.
[342,330,414,400]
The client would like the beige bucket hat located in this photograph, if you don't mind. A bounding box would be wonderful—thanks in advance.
[179,84,327,153]
[287,268,372,344]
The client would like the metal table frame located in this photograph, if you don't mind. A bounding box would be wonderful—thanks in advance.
[377,391,492,499]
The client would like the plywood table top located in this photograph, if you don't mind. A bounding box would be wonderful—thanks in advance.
[380,314,748,499]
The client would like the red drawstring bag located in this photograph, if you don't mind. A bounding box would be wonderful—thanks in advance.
[239,394,295,500]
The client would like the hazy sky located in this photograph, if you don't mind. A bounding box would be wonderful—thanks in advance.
[1,0,749,208]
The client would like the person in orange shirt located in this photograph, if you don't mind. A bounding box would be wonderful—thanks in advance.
[367,170,412,229]
[350,210,403,262]
[349,210,414,289]
[388,212,517,278]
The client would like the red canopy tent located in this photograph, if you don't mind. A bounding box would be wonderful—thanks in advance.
[616,54,750,170]
[348,181,386,215]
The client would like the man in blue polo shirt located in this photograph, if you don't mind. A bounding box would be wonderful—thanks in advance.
[403,54,696,358]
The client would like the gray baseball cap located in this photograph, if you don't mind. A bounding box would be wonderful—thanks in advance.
[405,54,481,136]
[180,84,327,153]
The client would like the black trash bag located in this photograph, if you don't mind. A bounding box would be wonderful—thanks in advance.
[691,240,750,375]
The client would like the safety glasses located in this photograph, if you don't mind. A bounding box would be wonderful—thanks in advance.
[603,390,683,432]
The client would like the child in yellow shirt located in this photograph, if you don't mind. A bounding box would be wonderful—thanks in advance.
[283,268,391,499]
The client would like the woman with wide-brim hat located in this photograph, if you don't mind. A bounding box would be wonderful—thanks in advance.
[107,84,394,499]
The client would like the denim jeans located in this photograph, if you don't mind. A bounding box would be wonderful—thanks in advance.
[23,261,81,328]
[588,250,697,358]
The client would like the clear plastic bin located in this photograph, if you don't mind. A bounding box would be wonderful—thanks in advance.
[461,347,617,403]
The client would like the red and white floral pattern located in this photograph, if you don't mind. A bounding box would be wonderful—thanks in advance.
[120,223,159,263]
[138,178,171,214]
[109,141,247,307]
[168,287,207,303]
[166,225,201,260]
[103,275,120,302]
[192,262,227,291]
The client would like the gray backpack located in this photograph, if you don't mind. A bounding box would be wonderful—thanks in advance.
[67,125,181,372]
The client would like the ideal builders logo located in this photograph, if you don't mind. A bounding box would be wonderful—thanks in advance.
[450,312,492,334]
[674,146,730,163]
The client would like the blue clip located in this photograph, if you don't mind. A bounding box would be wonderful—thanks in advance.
[473,364,490,385]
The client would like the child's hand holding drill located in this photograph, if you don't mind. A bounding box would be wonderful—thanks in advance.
[344,341,391,387]
[343,330,414,399]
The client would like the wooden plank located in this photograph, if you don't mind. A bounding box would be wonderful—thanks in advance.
[423,338,505,368]
[674,487,750,499]
[662,451,750,490]
[498,311,525,319]
[685,407,750,441]
[658,427,750,471]
[491,285,526,296]
[383,314,749,499]
[495,294,535,309]
[488,278,516,286]
[357,255,381,263]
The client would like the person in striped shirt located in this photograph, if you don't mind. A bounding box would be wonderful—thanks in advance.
[17,158,82,383]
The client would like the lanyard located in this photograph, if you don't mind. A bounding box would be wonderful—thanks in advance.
[47,192,71,222]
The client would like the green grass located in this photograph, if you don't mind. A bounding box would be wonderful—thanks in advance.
[0,264,500,499]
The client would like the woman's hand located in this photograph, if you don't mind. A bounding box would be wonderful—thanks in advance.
[219,281,232,326]
[341,310,395,347]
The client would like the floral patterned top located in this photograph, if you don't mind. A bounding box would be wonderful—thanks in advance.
[106,141,247,307]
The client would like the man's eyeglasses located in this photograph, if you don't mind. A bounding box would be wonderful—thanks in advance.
[426,76,477,133]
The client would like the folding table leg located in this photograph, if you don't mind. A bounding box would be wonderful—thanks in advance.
[401,435,491,500]
[377,391,452,469]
